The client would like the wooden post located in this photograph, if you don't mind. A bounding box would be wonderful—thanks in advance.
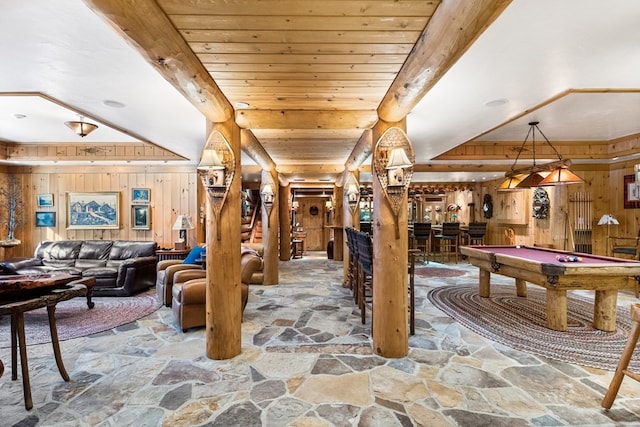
[205,120,242,360]
[279,183,292,261]
[262,169,279,285]
[371,119,408,358]
[343,170,361,286]
[333,185,344,261]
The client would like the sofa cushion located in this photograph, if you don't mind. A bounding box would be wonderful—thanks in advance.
[83,267,118,279]
[79,240,113,260]
[109,241,157,260]
[41,240,83,268]
[75,259,107,269]
[183,246,205,264]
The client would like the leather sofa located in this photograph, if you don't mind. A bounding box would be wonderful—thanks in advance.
[0,240,158,296]
[171,249,263,331]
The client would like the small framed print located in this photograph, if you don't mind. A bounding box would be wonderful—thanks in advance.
[37,193,54,208]
[624,174,640,209]
[132,205,151,230]
[35,211,56,227]
[132,188,150,204]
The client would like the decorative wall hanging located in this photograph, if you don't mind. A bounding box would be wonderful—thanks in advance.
[372,127,414,239]
[131,188,150,204]
[345,173,360,218]
[67,192,120,229]
[624,174,640,209]
[482,194,493,219]
[260,177,275,227]
[532,188,550,219]
[197,130,235,240]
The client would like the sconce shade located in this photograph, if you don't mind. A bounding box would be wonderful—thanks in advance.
[64,119,98,137]
[261,184,274,197]
[538,167,583,186]
[172,214,195,230]
[347,184,359,196]
[198,149,225,170]
[385,147,413,169]
[598,214,619,225]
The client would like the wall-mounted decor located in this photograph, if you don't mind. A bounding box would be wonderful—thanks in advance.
[131,188,150,204]
[494,191,529,225]
[482,194,493,219]
[624,174,640,209]
[67,192,120,229]
[37,193,54,208]
[35,211,56,227]
[532,188,550,219]
[131,205,151,230]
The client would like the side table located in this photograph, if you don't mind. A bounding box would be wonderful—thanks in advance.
[156,249,190,261]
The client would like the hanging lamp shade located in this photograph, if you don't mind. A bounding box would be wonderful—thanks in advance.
[516,171,550,188]
[538,167,583,186]
[64,118,98,137]
[497,174,527,191]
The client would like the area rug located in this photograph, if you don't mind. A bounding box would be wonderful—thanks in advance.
[428,285,638,372]
[415,267,466,277]
[0,294,161,347]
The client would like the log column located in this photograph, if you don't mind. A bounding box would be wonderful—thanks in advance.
[371,118,409,358]
[333,185,344,261]
[261,169,279,285]
[205,120,242,360]
[279,182,292,261]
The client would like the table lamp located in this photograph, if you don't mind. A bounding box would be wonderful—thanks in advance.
[172,214,195,250]
[597,214,619,256]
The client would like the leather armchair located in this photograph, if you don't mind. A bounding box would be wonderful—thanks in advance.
[171,250,262,331]
[155,259,201,306]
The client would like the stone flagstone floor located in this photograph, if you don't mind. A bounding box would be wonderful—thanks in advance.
[2,252,640,426]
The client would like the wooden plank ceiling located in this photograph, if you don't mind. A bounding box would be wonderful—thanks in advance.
[158,0,439,175]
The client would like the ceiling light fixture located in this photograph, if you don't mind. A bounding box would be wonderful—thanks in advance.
[64,115,98,137]
[499,121,583,190]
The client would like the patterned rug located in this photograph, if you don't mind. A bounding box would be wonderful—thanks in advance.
[0,293,160,347]
[428,285,638,372]
[414,267,466,277]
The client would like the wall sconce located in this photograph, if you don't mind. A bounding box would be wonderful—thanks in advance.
[197,130,235,240]
[261,179,276,227]
[373,127,415,239]
[325,198,334,212]
[172,214,195,250]
[291,200,299,212]
[345,174,360,218]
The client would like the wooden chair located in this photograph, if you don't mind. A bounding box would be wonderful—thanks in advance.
[433,222,460,263]
[602,303,640,409]
[464,222,488,246]
[610,230,640,260]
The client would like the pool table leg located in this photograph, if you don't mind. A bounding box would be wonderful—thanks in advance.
[479,269,490,297]
[546,289,567,331]
[515,278,527,297]
[594,289,617,332]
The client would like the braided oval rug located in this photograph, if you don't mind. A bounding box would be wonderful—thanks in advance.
[428,284,639,372]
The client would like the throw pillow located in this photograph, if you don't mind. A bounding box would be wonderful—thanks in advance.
[183,246,205,264]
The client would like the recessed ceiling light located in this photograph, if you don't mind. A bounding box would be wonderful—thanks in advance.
[103,99,126,108]
[235,101,250,108]
[14,114,26,119]
[485,98,509,107]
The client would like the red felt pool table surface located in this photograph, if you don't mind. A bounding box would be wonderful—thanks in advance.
[459,245,640,331]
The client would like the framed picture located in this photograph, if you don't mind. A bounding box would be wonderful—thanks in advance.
[35,211,56,227]
[37,193,54,208]
[67,192,120,229]
[132,188,150,204]
[624,174,640,209]
[131,205,151,229]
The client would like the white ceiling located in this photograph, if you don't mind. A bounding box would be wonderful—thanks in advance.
[1,0,640,182]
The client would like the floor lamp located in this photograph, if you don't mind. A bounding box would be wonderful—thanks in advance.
[597,214,619,256]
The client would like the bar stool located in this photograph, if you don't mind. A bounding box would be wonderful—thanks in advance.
[291,239,304,259]
[412,222,432,262]
[602,303,640,409]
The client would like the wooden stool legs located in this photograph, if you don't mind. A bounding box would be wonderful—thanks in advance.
[602,304,640,409]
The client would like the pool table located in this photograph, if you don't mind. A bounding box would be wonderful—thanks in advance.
[459,245,640,331]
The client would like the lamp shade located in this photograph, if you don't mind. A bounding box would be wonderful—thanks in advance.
[497,174,526,191]
[261,184,274,196]
[65,120,98,137]
[386,148,412,169]
[198,149,225,170]
[597,214,619,225]
[516,171,550,188]
[347,184,359,195]
[172,214,195,230]
[538,167,583,186]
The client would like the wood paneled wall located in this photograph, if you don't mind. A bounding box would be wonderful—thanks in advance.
[0,165,198,259]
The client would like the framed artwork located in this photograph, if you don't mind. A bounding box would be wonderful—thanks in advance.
[132,188,150,204]
[624,174,640,209]
[67,192,120,229]
[35,211,56,227]
[37,193,54,208]
[131,205,151,229]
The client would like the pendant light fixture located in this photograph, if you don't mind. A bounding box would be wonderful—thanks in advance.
[498,121,583,190]
[64,115,98,137]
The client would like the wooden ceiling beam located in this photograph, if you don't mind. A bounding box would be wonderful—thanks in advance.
[240,130,276,172]
[84,0,233,123]
[235,110,378,130]
[378,0,511,122]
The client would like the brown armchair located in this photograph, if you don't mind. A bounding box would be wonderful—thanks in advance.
[155,259,202,306]
[171,249,263,331]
